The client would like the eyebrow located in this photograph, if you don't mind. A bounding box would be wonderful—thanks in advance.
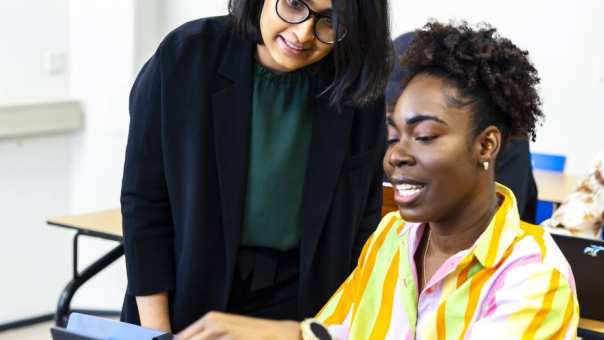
[305,0,333,15]
[405,114,448,126]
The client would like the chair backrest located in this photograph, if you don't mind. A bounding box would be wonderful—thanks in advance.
[531,152,566,172]
[531,152,567,224]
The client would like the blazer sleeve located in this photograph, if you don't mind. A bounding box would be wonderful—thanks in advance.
[352,100,386,264]
[121,46,175,296]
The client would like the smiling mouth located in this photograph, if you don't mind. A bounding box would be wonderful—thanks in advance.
[390,178,427,205]
[395,183,425,197]
[279,36,311,53]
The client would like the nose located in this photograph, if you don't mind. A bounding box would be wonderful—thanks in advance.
[387,143,415,168]
[290,17,315,43]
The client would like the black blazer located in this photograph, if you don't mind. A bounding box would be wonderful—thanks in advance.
[120,16,385,332]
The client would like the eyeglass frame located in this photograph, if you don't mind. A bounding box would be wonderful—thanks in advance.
[274,0,347,44]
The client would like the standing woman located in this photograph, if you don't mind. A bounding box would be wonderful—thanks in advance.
[120,0,392,334]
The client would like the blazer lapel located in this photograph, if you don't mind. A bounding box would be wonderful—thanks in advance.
[211,33,254,294]
[299,93,354,280]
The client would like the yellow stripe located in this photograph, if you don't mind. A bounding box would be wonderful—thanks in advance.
[351,216,397,321]
[368,250,400,340]
[458,267,497,340]
[436,301,447,340]
[550,291,574,340]
[484,197,511,266]
[522,270,561,340]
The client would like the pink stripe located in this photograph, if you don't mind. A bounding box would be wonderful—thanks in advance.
[481,253,541,318]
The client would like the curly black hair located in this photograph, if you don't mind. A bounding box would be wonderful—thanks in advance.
[400,21,543,143]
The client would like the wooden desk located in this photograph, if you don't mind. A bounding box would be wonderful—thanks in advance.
[48,209,123,327]
[579,318,604,334]
[533,170,578,204]
[381,183,397,217]
[48,208,122,240]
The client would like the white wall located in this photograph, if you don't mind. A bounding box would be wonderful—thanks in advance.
[0,0,74,324]
[0,0,70,103]
[158,0,229,39]
[390,0,604,175]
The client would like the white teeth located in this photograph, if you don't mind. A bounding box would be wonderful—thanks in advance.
[284,38,303,50]
[395,184,424,197]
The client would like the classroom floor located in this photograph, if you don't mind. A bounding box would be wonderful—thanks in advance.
[0,321,53,340]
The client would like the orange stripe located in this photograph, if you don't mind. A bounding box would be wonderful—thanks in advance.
[522,270,561,340]
[317,234,374,325]
[550,291,574,340]
[520,223,547,260]
[396,220,406,235]
[321,232,376,323]
[368,250,400,340]
[456,256,475,288]
[321,279,351,324]
[358,233,376,268]
[484,197,511,266]
[436,301,447,340]
[351,216,397,320]
[458,267,497,340]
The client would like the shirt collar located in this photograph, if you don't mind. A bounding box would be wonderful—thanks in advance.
[473,183,522,268]
[399,183,522,268]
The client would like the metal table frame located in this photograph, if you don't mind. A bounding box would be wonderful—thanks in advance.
[48,211,124,327]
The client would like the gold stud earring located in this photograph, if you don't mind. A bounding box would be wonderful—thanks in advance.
[482,161,489,171]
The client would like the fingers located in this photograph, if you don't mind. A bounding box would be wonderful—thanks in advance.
[177,311,222,339]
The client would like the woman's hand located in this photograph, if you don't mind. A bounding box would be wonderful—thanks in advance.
[176,311,301,340]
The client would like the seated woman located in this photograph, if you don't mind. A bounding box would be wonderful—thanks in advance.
[386,31,538,223]
[177,22,579,340]
[542,145,604,239]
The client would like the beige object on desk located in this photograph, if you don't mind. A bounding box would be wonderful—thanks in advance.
[48,208,122,237]
[579,318,604,333]
[533,170,578,203]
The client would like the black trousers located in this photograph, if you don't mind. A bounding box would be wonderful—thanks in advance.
[227,247,300,320]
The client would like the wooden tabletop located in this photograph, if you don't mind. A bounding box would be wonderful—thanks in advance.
[47,208,122,240]
[579,318,604,333]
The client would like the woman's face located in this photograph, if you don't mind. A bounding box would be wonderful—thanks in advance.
[257,0,335,72]
[384,74,494,225]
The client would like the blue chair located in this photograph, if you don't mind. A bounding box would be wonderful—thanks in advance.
[531,152,567,224]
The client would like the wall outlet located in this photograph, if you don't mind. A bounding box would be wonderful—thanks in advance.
[43,51,67,75]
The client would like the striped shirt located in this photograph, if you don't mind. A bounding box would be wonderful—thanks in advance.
[317,183,579,339]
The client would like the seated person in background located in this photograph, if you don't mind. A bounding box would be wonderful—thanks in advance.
[386,32,538,223]
[177,22,579,340]
[542,146,604,239]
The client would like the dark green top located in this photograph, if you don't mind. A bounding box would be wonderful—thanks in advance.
[241,64,313,251]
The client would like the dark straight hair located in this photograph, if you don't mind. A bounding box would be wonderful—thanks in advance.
[228,0,393,108]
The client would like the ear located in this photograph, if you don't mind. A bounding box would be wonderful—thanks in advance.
[473,125,501,170]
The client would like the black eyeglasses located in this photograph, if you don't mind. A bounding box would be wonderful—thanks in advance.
[275,0,347,44]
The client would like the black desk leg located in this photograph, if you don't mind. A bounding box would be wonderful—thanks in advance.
[55,231,125,327]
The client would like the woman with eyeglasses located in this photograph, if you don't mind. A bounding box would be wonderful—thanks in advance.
[120,0,392,334]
